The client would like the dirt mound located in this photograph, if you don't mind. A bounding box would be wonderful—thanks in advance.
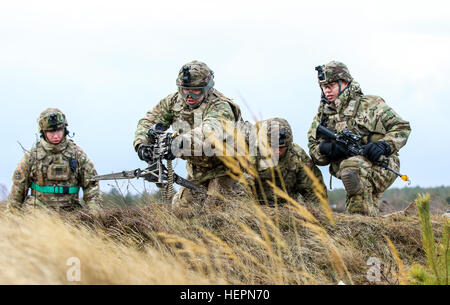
[69,200,445,284]
[0,194,446,284]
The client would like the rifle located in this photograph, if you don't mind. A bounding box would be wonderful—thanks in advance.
[92,124,206,203]
[317,124,410,183]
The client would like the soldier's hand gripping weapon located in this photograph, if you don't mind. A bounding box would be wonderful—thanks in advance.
[92,124,206,202]
[317,124,411,184]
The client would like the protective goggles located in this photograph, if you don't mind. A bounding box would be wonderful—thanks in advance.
[178,77,214,100]
[178,87,206,100]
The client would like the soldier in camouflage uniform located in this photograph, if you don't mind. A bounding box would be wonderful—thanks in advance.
[133,60,246,207]
[8,108,101,212]
[307,61,411,216]
[250,118,326,206]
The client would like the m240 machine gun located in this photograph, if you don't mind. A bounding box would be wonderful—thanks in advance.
[92,124,206,203]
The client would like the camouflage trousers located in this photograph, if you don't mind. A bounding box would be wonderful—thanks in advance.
[336,155,399,216]
[172,175,249,208]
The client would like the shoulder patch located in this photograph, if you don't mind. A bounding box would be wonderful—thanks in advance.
[16,162,25,174]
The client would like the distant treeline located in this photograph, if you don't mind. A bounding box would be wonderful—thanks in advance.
[328,186,450,213]
[101,188,162,208]
[2,183,448,214]
[100,185,450,214]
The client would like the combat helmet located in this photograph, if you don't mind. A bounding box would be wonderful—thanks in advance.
[259,117,293,149]
[38,108,68,135]
[176,60,215,101]
[315,61,353,85]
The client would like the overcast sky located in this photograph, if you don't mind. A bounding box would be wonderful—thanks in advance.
[1,0,449,197]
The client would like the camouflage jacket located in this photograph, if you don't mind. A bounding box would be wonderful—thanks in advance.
[253,143,326,205]
[307,81,411,176]
[8,138,101,211]
[133,89,242,183]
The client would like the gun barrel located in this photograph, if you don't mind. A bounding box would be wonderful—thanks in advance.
[317,124,338,140]
[91,169,140,181]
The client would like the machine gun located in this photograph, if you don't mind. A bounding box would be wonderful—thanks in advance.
[317,124,410,184]
[92,124,206,203]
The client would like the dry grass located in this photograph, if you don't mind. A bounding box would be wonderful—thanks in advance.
[1,195,445,285]
[0,208,225,284]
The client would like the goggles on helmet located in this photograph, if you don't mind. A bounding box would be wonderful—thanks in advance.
[178,76,214,100]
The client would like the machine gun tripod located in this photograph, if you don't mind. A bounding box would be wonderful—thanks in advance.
[92,124,206,203]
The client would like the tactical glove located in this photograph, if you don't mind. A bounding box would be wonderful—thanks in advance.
[319,141,348,161]
[137,144,153,161]
[362,141,391,163]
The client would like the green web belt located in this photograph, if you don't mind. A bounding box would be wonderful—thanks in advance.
[31,183,80,194]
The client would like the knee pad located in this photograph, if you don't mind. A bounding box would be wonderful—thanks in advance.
[341,169,361,196]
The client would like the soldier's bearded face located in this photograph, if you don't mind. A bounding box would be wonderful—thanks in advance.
[45,129,65,144]
[182,88,205,106]
[321,81,348,102]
